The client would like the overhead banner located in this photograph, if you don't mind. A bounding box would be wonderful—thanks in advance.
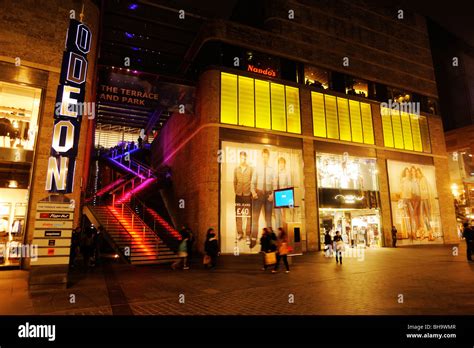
[98,68,195,114]
[46,19,92,193]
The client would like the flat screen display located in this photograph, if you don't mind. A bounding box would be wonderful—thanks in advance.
[274,188,294,208]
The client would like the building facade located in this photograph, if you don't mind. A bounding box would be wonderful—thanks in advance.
[151,0,458,253]
[0,0,99,270]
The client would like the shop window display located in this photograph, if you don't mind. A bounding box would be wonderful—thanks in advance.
[387,160,443,244]
[0,196,27,267]
[220,141,304,254]
[0,81,41,151]
[317,153,382,248]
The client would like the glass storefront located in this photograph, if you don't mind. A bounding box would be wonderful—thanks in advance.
[220,141,304,253]
[0,81,40,150]
[387,160,443,245]
[0,81,41,267]
[448,149,474,225]
[316,152,382,248]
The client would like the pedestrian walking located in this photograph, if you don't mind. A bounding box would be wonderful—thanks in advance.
[81,226,95,271]
[204,228,219,269]
[333,230,344,264]
[259,228,277,270]
[70,226,81,268]
[186,227,194,267]
[172,233,189,270]
[324,229,333,256]
[462,222,474,262]
[272,228,290,273]
[391,225,398,248]
[94,226,104,266]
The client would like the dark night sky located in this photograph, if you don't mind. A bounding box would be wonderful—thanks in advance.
[403,0,474,46]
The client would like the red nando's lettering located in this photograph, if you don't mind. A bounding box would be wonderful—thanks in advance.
[247,64,276,77]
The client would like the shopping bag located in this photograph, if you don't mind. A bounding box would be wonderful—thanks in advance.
[203,255,211,265]
[264,252,277,265]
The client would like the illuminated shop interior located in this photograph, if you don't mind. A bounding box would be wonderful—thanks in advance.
[0,82,41,267]
[317,152,381,247]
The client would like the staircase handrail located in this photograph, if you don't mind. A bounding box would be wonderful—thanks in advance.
[85,204,133,262]
[127,192,182,247]
[120,204,163,246]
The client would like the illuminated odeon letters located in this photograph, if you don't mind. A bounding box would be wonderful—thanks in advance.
[46,19,92,193]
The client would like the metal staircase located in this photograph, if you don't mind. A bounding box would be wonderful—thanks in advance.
[84,143,182,265]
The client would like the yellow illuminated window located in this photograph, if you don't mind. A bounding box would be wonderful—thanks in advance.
[337,97,351,141]
[391,110,404,149]
[271,83,286,131]
[360,103,374,145]
[238,76,255,127]
[419,116,431,152]
[285,86,301,134]
[255,79,271,129]
[381,107,394,148]
[220,73,238,124]
[400,111,413,150]
[410,114,423,152]
[324,95,339,139]
[312,92,326,137]
[349,100,363,143]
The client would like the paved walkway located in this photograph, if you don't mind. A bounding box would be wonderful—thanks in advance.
[1,243,473,315]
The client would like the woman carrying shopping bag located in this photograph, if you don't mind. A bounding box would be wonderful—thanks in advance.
[272,228,290,273]
[260,228,277,270]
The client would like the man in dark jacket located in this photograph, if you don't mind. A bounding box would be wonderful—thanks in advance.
[204,228,218,269]
[324,230,333,256]
[391,226,398,248]
[462,222,474,262]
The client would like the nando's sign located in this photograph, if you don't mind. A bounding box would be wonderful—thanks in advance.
[46,19,92,193]
[247,64,276,78]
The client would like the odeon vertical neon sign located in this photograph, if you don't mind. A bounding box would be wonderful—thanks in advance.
[45,19,92,193]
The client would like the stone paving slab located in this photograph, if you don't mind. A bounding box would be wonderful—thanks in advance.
[0,244,473,315]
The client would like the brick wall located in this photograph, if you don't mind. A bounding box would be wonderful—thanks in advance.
[0,0,100,267]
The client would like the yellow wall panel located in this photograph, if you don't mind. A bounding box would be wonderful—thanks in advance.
[285,86,301,133]
[410,114,423,152]
[271,83,286,131]
[391,110,404,149]
[419,116,431,153]
[312,92,326,137]
[324,95,339,139]
[238,76,255,127]
[349,100,363,143]
[337,97,351,141]
[381,107,394,148]
[220,72,238,124]
[400,111,413,150]
[255,79,271,129]
[360,103,374,144]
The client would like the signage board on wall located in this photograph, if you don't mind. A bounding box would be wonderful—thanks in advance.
[98,67,195,113]
[45,19,92,193]
[31,197,75,266]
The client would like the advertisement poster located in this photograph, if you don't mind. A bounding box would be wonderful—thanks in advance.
[387,160,443,245]
[220,141,304,253]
